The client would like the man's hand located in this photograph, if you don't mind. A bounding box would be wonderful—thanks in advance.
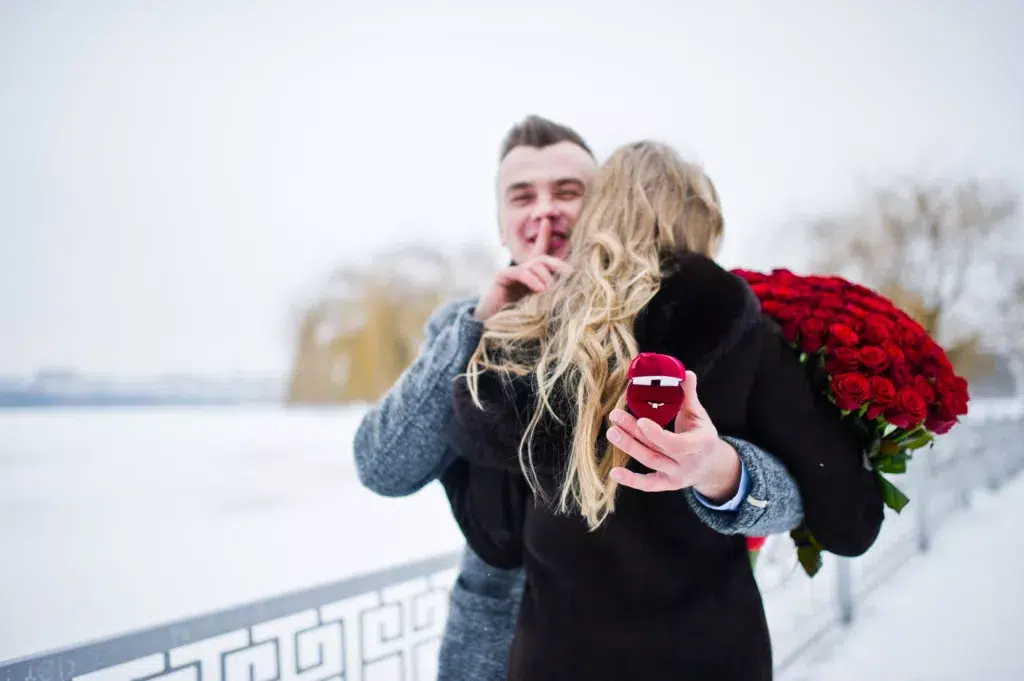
[607,371,742,503]
[473,220,571,321]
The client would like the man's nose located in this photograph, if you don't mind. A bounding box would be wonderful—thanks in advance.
[531,194,558,221]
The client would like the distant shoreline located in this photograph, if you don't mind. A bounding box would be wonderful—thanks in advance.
[0,396,284,409]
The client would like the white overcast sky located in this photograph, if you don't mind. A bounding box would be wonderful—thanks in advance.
[1,0,1022,376]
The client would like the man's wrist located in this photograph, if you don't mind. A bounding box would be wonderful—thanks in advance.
[693,438,743,504]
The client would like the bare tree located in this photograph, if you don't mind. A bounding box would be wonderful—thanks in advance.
[287,243,497,404]
[810,177,1021,377]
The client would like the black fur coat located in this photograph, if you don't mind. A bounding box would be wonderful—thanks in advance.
[441,251,884,681]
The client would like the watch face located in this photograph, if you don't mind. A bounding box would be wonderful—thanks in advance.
[625,352,686,427]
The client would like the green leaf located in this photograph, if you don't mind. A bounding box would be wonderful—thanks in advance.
[799,352,808,363]
[797,545,823,577]
[902,433,933,451]
[876,472,911,513]
[896,425,925,444]
[882,422,898,438]
[875,454,908,474]
[878,439,903,456]
[789,525,825,577]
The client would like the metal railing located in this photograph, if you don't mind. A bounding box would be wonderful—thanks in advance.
[759,399,1024,671]
[2,400,1022,681]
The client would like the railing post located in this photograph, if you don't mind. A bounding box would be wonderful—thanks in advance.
[986,417,1007,491]
[836,556,854,626]
[959,436,973,510]
[916,454,931,553]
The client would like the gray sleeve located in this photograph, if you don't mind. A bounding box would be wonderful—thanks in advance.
[353,298,483,497]
[684,436,805,536]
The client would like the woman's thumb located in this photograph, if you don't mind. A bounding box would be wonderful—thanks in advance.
[681,371,705,418]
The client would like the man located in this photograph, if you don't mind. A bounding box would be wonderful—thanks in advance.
[353,116,804,680]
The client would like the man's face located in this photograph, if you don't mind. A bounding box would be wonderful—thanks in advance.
[497,141,597,263]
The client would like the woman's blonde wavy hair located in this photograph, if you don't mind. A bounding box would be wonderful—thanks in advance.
[465,141,725,530]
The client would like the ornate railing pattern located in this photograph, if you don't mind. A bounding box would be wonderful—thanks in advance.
[3,400,1022,681]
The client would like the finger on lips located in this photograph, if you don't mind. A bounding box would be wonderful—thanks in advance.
[530,220,553,258]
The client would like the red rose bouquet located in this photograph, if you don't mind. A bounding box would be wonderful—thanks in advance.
[732,268,970,576]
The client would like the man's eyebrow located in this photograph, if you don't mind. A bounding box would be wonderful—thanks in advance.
[505,181,535,195]
[553,178,585,189]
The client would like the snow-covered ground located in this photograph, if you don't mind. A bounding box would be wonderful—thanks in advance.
[780,470,1024,680]
[0,407,465,662]
[1,405,1022,680]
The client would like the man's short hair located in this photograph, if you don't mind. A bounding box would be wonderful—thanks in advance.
[499,115,594,161]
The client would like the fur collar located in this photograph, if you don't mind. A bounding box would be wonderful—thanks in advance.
[635,251,762,379]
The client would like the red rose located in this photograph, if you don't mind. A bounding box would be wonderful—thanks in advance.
[913,375,936,404]
[773,286,801,301]
[827,324,859,348]
[837,315,865,333]
[882,341,905,367]
[859,346,891,374]
[862,315,893,344]
[847,283,876,298]
[925,411,958,435]
[867,376,896,420]
[746,536,767,551]
[781,322,800,344]
[831,372,872,411]
[771,268,799,284]
[862,296,894,314]
[890,361,914,389]
[733,269,766,284]
[820,293,844,309]
[775,305,805,322]
[844,305,869,320]
[800,317,827,353]
[936,375,970,416]
[885,388,928,429]
[826,346,861,374]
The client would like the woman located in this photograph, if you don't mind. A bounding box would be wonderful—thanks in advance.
[442,141,884,680]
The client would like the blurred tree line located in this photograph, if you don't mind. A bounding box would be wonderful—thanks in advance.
[287,244,496,404]
[809,177,1022,382]
[288,176,1022,405]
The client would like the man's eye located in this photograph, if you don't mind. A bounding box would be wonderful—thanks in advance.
[556,190,581,200]
[511,194,533,205]
[630,376,682,387]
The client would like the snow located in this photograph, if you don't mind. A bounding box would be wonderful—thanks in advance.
[1,404,1022,680]
[779,468,1024,680]
[0,408,465,662]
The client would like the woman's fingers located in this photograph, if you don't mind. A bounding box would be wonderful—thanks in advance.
[635,417,710,459]
[607,426,676,473]
[608,409,660,451]
[609,467,675,492]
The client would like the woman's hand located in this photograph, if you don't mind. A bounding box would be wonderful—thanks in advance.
[607,371,742,503]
